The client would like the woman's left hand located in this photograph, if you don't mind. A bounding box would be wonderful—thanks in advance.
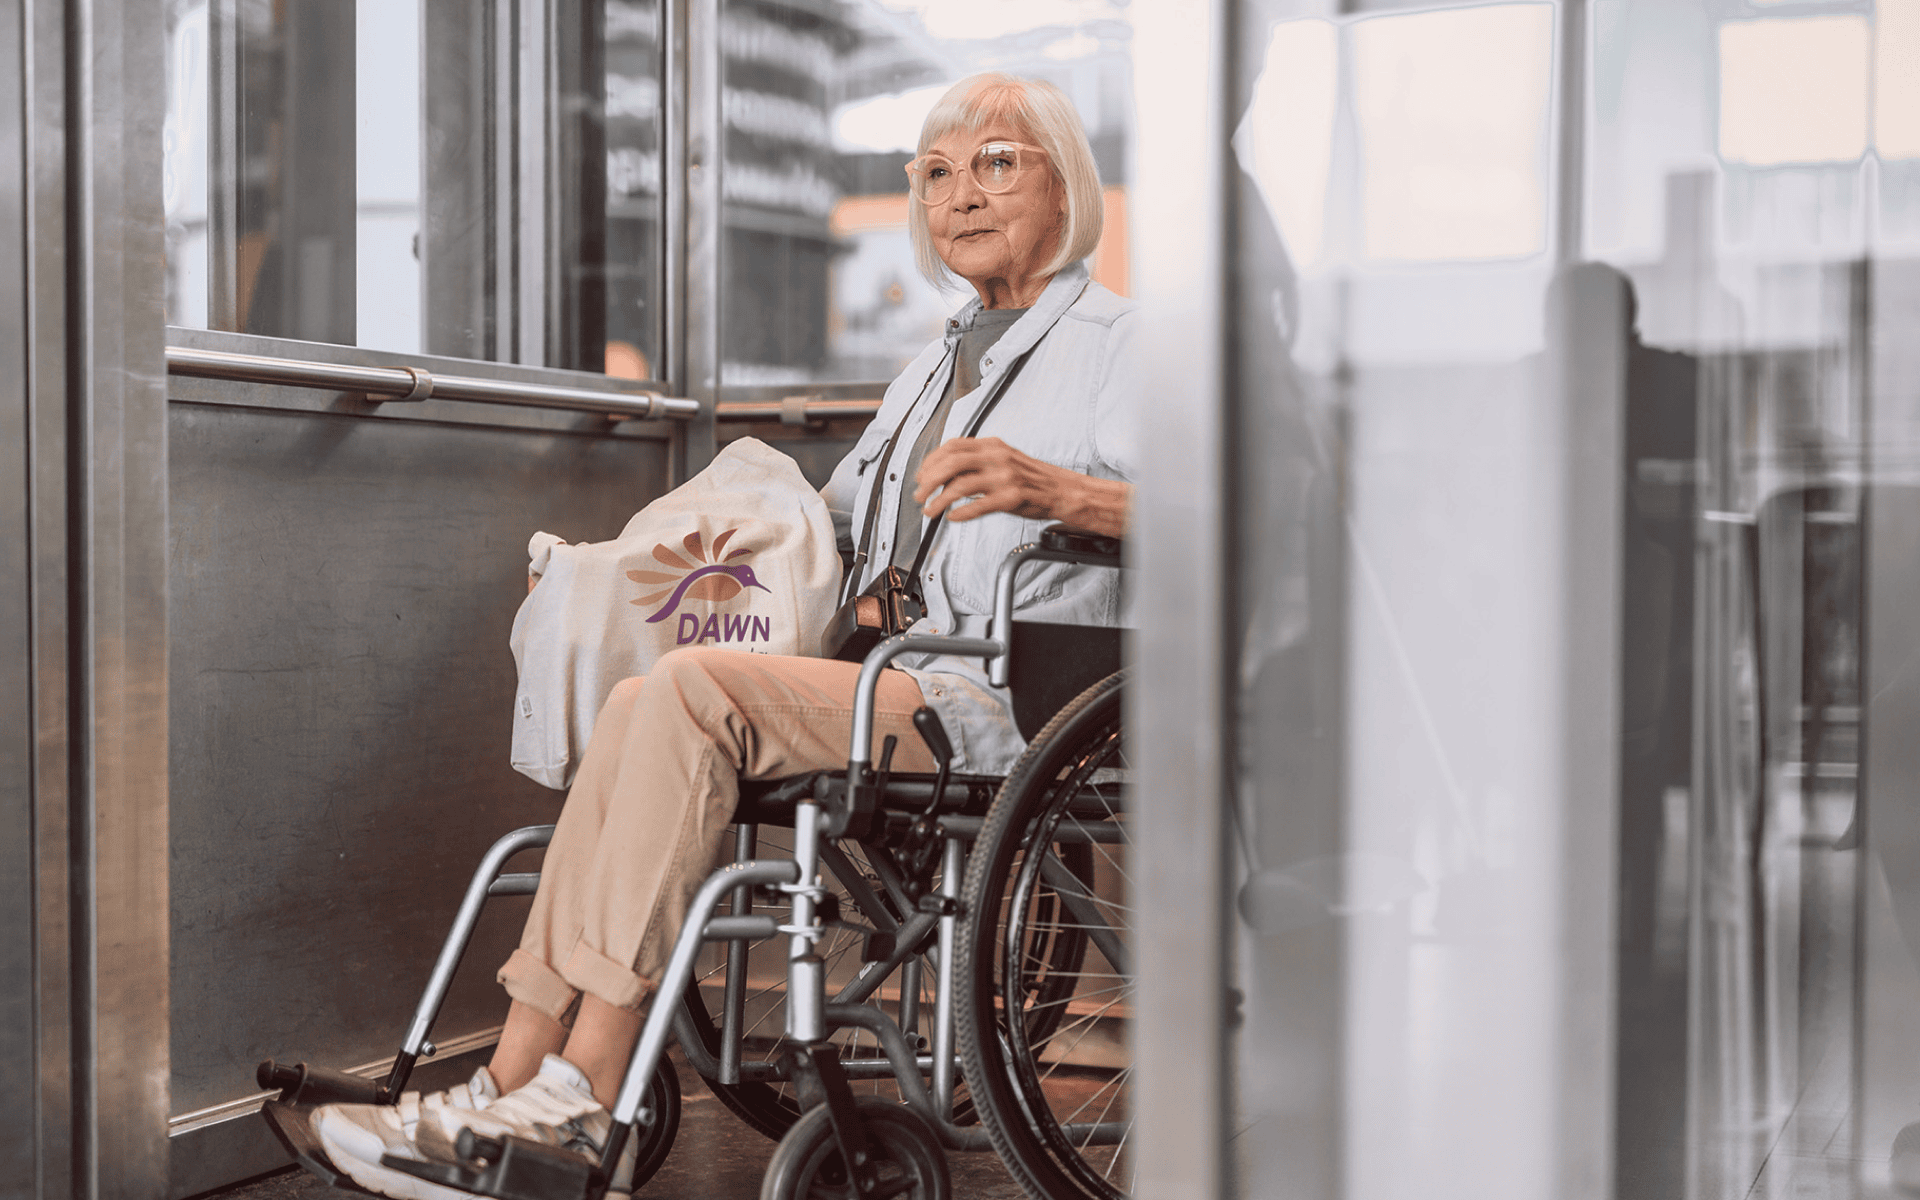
[914,437,1131,539]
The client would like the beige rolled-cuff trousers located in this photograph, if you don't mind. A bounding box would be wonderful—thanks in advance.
[497,646,938,1020]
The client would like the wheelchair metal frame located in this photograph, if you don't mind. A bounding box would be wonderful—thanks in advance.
[258,528,1128,1199]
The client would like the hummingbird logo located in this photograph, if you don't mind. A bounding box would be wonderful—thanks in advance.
[628,529,772,635]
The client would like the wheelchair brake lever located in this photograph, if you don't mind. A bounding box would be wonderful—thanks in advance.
[911,708,954,820]
[874,734,897,800]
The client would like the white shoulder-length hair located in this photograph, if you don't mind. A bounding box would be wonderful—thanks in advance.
[908,73,1104,290]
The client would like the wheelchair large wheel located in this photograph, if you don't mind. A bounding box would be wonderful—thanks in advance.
[958,669,1132,1200]
[759,1097,950,1200]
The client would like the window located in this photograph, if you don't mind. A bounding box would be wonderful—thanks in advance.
[162,0,663,377]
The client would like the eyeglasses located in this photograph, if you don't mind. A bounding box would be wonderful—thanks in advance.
[905,141,1048,204]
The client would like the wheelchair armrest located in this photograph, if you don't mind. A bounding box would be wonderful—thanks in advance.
[988,524,1126,688]
[1039,523,1123,560]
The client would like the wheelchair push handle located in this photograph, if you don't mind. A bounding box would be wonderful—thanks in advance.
[1039,524,1123,559]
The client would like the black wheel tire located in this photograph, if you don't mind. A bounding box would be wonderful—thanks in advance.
[957,669,1132,1200]
[621,1055,682,1193]
[758,1098,951,1200]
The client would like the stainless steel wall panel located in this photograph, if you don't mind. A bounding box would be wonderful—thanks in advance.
[165,401,670,1125]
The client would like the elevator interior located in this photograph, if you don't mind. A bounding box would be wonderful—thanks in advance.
[6,1,1920,1199]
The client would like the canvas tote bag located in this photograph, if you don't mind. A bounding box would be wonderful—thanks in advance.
[508,437,842,788]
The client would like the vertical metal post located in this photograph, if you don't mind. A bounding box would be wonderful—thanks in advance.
[1553,0,1587,267]
[2,3,73,1193]
[720,822,757,1084]
[206,0,238,330]
[675,0,720,478]
[930,837,962,1121]
[660,0,688,396]
[494,0,518,359]
[1543,263,1627,1200]
[62,0,172,1193]
[422,0,501,360]
[515,0,550,366]
[897,958,920,1053]
[786,803,825,1043]
[205,0,357,342]
[1548,8,1621,1196]
[1130,1,1230,1196]
[551,0,606,371]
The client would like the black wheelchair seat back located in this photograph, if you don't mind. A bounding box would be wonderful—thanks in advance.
[1006,621,1122,741]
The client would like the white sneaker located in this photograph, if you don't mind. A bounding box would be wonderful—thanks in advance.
[419,1054,610,1164]
[420,1055,641,1194]
[310,1067,499,1200]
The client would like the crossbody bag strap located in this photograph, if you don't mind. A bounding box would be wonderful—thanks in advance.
[840,349,950,606]
[899,342,1038,587]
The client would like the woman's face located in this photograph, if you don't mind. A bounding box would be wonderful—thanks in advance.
[923,120,1063,304]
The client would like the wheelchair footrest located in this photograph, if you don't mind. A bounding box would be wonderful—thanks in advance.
[259,1101,380,1197]
[383,1131,600,1200]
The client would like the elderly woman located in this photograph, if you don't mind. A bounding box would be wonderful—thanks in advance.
[314,70,1138,1193]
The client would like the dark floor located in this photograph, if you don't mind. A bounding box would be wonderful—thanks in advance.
[203,1061,1028,1200]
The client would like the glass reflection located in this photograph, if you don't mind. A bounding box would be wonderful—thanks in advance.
[719,0,1134,390]
[1222,1,1913,1197]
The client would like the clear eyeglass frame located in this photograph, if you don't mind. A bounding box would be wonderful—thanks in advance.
[905,140,1049,204]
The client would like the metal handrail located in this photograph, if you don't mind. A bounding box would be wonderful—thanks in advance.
[165,345,699,419]
[165,345,895,426]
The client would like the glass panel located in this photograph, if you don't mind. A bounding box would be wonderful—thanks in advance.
[1221,0,1919,1196]
[605,0,665,380]
[163,1,211,329]
[162,0,663,377]
[1588,6,1886,1194]
[357,0,423,355]
[1350,5,1553,262]
[718,0,1136,391]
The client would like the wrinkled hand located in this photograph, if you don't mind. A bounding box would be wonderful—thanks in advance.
[913,437,1131,538]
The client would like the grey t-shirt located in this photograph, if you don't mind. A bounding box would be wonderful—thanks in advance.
[890,306,1028,567]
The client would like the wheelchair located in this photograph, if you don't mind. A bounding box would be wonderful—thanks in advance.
[253,525,1133,1200]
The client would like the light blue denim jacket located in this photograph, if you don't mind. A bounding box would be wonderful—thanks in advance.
[821,262,1139,774]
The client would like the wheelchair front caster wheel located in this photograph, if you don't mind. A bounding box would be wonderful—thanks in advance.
[622,1056,682,1193]
[759,1098,950,1200]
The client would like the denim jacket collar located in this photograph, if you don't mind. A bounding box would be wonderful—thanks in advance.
[940,261,1091,381]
